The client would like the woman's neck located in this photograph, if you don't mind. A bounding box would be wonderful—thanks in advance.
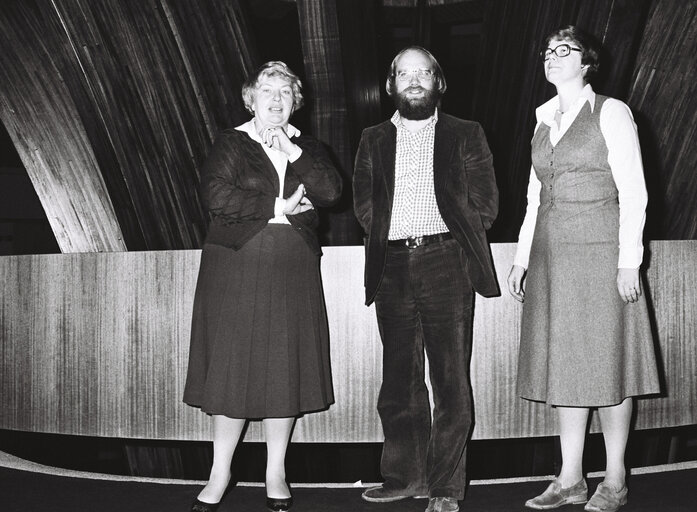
[555,81,586,113]
[253,117,287,135]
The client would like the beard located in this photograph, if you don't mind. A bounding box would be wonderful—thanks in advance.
[394,86,440,120]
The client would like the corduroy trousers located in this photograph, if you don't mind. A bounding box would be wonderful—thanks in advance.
[374,238,474,500]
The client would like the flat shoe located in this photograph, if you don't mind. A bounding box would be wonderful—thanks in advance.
[190,498,220,512]
[267,495,293,511]
[525,478,588,509]
[425,496,459,512]
[584,482,627,512]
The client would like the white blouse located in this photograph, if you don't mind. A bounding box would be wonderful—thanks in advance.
[236,119,303,224]
[513,84,648,269]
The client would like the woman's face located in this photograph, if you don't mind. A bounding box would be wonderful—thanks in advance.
[543,38,586,86]
[252,74,294,129]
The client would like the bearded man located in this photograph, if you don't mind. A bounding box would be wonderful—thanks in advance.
[353,46,499,512]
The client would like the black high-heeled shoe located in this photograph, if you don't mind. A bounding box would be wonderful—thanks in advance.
[190,498,220,512]
[266,496,293,512]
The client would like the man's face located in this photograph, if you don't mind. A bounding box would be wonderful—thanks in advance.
[393,49,440,120]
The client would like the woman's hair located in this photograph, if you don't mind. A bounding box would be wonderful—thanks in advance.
[385,46,447,97]
[241,61,304,115]
[544,25,600,83]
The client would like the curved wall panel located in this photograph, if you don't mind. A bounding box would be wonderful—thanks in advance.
[0,242,695,441]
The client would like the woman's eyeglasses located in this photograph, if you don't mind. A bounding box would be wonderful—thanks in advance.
[396,69,435,82]
[540,44,582,61]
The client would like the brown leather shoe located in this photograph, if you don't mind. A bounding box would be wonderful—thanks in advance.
[525,478,588,509]
[584,482,628,512]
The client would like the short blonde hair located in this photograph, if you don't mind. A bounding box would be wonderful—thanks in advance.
[241,61,304,115]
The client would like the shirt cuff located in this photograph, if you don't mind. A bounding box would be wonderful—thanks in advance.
[618,245,643,269]
[287,145,302,163]
[274,198,286,217]
[512,251,529,270]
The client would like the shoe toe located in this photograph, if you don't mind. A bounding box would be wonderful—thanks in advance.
[266,496,293,511]
[584,483,627,512]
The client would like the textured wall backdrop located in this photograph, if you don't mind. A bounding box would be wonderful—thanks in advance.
[1,242,695,442]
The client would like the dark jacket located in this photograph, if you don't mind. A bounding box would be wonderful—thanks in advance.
[353,113,499,305]
[201,128,342,254]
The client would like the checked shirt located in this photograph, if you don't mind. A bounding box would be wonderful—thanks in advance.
[388,110,449,240]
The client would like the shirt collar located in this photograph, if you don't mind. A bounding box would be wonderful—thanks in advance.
[536,83,596,125]
[390,108,439,129]
[235,118,300,142]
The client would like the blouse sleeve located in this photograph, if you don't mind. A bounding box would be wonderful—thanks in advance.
[600,99,648,268]
[513,165,541,269]
[289,137,342,207]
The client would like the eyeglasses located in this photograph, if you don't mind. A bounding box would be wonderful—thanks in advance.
[395,69,435,82]
[540,44,582,60]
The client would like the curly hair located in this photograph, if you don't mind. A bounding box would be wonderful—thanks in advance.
[241,61,304,115]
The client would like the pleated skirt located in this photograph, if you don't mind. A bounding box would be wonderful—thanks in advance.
[183,224,334,418]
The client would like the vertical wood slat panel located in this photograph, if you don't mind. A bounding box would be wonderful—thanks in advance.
[472,0,653,242]
[50,0,256,250]
[295,0,362,245]
[627,0,697,240]
[0,0,126,253]
[0,0,259,252]
[1,242,695,442]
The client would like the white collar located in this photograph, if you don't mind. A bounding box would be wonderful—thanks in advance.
[536,83,596,126]
[235,119,300,142]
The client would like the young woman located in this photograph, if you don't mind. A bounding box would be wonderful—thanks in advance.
[507,26,660,512]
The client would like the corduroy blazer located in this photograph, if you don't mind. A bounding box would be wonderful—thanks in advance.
[353,112,499,305]
[201,127,342,255]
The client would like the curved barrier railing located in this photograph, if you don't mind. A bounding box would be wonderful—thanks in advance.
[1,242,695,441]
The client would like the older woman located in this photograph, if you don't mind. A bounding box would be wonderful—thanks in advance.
[507,26,659,512]
[183,61,342,512]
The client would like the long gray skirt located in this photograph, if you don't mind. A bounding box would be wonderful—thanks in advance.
[183,224,334,418]
[517,205,660,407]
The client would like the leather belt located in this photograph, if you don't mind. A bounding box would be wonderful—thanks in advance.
[387,232,453,249]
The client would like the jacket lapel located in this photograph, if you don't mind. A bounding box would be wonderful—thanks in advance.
[433,118,456,198]
[378,124,397,207]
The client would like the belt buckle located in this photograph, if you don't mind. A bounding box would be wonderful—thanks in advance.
[406,236,423,249]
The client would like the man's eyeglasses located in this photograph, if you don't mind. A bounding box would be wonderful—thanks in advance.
[396,69,435,82]
[540,44,582,61]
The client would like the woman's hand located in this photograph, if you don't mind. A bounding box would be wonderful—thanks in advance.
[282,184,314,215]
[260,126,298,156]
[507,265,527,302]
[617,267,641,303]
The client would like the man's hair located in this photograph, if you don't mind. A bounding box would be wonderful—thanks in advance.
[241,61,304,115]
[385,46,447,96]
[544,25,600,83]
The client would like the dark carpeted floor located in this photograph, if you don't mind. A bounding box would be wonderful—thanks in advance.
[1,466,696,511]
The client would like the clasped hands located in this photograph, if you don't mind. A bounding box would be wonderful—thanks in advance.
[258,125,313,215]
[283,184,313,215]
[506,265,642,304]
